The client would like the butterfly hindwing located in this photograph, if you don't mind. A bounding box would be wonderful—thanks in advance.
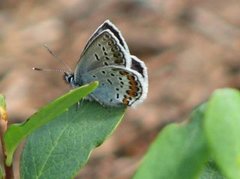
[78,66,147,107]
[130,55,148,81]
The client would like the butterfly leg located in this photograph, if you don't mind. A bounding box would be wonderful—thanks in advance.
[73,99,84,110]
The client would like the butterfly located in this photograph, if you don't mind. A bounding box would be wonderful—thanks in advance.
[64,20,148,107]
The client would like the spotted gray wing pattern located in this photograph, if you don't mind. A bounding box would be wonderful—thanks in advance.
[74,30,131,83]
[65,20,148,107]
[79,66,147,107]
[83,20,129,53]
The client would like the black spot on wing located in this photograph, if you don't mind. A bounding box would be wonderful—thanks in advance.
[107,79,112,85]
[95,54,100,61]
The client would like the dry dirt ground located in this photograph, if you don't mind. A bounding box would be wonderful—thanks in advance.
[0,0,240,178]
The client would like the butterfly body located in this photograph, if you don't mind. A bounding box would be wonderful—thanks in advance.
[65,20,148,107]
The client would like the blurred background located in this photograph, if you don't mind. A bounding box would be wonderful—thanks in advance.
[0,0,240,178]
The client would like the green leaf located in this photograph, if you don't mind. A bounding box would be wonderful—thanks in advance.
[20,101,126,179]
[204,88,240,179]
[199,161,224,179]
[134,105,209,179]
[3,82,98,166]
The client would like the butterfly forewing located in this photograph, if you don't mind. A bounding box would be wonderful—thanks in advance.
[74,30,131,81]
[83,20,129,53]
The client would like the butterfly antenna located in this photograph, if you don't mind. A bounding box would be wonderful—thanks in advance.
[32,67,67,73]
[43,44,73,73]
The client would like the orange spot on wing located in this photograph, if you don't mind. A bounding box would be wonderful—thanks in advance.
[122,98,129,105]
[127,90,137,97]
[119,71,129,76]
[126,75,140,97]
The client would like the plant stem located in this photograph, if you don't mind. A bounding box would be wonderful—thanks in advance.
[0,102,14,179]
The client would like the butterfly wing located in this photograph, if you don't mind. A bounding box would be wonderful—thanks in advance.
[83,20,129,53]
[78,65,148,107]
[74,29,131,82]
[130,55,148,82]
[72,20,148,106]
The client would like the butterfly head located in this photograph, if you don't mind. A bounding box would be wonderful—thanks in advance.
[64,72,77,87]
